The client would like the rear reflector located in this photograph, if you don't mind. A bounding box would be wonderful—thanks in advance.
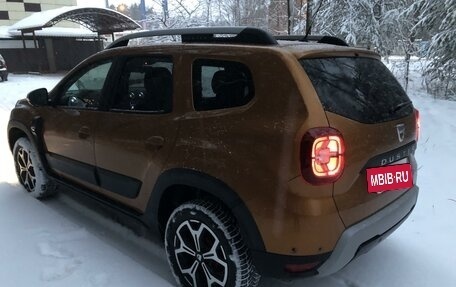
[301,128,345,185]
[285,262,321,273]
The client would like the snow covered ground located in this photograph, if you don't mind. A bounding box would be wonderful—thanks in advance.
[0,59,455,286]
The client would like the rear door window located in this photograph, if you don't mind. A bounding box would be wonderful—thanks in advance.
[112,56,173,113]
[300,57,413,123]
[192,59,254,111]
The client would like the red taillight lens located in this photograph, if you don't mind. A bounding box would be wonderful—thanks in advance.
[414,108,420,142]
[301,128,345,185]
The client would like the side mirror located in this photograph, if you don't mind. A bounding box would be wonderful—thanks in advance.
[27,88,49,106]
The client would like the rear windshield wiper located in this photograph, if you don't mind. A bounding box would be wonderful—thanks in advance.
[390,101,412,114]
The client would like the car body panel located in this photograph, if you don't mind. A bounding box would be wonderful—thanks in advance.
[327,111,418,227]
[93,111,180,211]
[159,46,339,255]
[41,108,98,170]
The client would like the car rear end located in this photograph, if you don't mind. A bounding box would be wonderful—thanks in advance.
[278,46,419,276]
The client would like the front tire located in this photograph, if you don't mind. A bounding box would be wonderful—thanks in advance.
[165,200,260,287]
[13,137,55,198]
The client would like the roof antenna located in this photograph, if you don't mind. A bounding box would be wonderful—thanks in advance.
[303,0,324,41]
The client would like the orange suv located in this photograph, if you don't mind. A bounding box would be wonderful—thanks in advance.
[8,27,419,286]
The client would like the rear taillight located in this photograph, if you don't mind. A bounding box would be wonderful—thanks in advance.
[414,108,420,142]
[301,128,345,185]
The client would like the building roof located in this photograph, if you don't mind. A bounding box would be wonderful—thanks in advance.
[8,6,141,34]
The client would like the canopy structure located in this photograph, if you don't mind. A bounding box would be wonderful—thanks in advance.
[9,6,141,35]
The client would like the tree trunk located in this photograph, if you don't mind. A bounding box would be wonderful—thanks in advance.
[404,35,416,93]
[206,0,212,26]
[404,52,410,93]
[162,0,169,20]
[287,0,292,35]
[306,0,312,35]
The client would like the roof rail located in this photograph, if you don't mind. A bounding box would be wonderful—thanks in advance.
[107,27,278,49]
[274,35,349,46]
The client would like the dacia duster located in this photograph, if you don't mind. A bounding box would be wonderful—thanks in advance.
[7,27,419,287]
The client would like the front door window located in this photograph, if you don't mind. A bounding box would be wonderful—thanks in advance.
[58,61,112,109]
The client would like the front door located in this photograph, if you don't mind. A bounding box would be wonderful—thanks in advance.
[42,60,113,190]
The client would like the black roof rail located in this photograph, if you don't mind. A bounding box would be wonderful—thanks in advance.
[274,35,349,46]
[107,27,278,49]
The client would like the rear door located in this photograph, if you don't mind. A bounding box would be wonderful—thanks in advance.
[300,56,417,227]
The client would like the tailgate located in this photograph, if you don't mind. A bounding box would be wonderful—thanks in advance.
[327,112,417,227]
[300,56,418,227]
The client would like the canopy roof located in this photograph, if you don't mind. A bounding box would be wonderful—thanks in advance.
[9,6,141,34]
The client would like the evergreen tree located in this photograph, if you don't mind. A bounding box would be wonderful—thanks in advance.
[416,0,455,98]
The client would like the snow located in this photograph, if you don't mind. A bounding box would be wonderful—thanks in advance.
[9,6,83,31]
[0,26,12,39]
[5,6,139,38]
[7,27,97,39]
[1,59,455,286]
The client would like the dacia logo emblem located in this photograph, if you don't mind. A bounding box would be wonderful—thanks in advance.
[396,124,405,143]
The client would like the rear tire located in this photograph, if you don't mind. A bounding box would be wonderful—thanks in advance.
[165,200,260,287]
[13,138,56,198]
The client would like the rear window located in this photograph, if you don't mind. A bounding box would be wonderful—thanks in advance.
[300,57,413,124]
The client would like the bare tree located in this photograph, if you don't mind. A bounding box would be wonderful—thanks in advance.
[268,0,287,34]
[214,0,268,28]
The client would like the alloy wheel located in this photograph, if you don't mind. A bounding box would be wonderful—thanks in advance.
[173,219,228,287]
[16,147,36,192]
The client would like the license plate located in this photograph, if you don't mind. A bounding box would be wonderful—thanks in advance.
[366,163,413,193]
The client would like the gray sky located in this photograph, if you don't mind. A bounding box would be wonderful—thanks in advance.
[77,0,147,8]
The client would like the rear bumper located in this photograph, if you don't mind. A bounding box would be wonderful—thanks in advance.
[252,186,418,278]
[317,185,418,276]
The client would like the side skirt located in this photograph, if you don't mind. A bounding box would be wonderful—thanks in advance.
[50,176,157,240]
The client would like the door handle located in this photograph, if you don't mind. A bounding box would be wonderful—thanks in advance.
[146,136,164,150]
[78,126,90,139]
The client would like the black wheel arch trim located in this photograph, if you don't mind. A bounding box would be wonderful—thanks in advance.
[8,118,51,173]
[144,168,266,253]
